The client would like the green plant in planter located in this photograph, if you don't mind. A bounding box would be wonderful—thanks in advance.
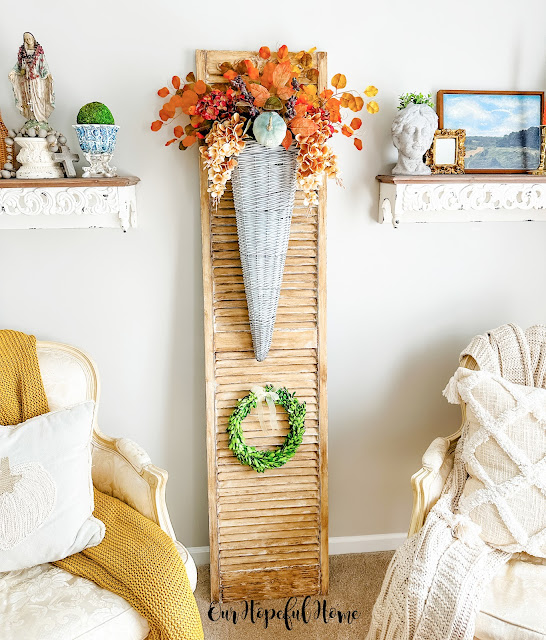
[77,102,115,125]
[398,92,434,110]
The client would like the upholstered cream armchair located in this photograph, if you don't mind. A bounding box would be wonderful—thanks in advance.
[0,341,197,640]
[410,354,546,640]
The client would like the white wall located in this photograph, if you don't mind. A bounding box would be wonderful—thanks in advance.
[1,0,546,547]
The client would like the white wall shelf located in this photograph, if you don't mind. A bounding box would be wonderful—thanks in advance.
[0,176,139,231]
[377,174,546,228]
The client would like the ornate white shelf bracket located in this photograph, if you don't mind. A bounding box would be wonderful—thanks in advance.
[0,177,139,231]
[377,175,546,228]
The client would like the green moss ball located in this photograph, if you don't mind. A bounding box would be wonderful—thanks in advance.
[77,102,115,125]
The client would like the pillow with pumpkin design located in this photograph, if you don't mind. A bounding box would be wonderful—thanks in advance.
[0,402,104,571]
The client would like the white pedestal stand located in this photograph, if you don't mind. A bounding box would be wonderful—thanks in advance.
[15,137,63,179]
[82,152,117,178]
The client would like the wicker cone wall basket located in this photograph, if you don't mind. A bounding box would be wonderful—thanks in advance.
[231,140,299,361]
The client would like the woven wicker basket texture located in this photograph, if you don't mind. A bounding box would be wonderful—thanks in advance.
[231,140,299,361]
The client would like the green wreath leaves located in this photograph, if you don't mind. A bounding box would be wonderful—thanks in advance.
[227,385,306,473]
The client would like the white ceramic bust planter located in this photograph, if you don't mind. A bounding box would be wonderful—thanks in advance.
[392,103,438,175]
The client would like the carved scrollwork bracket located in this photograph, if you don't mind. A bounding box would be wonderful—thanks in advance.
[0,184,137,230]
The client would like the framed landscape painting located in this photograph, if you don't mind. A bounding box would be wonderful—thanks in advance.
[438,90,544,173]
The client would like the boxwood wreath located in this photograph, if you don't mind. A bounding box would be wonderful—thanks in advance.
[227,385,306,472]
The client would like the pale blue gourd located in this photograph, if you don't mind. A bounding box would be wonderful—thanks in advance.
[252,112,287,148]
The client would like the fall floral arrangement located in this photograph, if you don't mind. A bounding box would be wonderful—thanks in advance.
[151,45,379,206]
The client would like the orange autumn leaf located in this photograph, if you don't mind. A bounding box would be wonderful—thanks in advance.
[249,84,271,107]
[325,97,341,121]
[174,125,184,138]
[350,117,362,130]
[165,138,177,146]
[180,89,199,114]
[277,45,289,61]
[341,124,353,137]
[170,94,184,107]
[328,108,341,123]
[281,129,293,149]
[158,109,169,121]
[290,116,318,137]
[172,76,181,90]
[223,69,238,80]
[354,138,363,150]
[340,92,350,108]
[261,61,276,89]
[277,86,294,100]
[182,135,197,147]
[294,103,308,117]
[302,85,318,106]
[243,59,260,81]
[273,61,291,89]
[193,80,207,95]
[300,52,313,69]
[219,62,233,74]
[163,102,176,118]
[190,115,204,127]
[320,89,333,100]
[352,96,364,112]
[157,87,170,98]
[366,100,379,114]
[259,46,271,59]
[331,73,347,89]
[151,120,163,131]
[340,93,359,111]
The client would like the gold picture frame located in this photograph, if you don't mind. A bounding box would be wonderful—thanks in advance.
[425,129,466,174]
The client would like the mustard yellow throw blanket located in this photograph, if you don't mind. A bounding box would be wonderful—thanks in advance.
[0,330,203,640]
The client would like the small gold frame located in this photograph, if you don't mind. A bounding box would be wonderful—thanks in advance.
[425,129,466,174]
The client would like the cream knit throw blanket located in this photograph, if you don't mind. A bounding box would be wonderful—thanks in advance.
[367,324,546,640]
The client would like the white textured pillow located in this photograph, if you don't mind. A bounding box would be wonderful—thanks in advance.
[0,402,104,570]
[447,368,546,557]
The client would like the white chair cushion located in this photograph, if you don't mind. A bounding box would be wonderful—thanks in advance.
[475,556,546,639]
[0,543,196,639]
[0,563,149,640]
[0,564,150,640]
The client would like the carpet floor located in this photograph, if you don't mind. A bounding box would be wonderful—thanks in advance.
[194,551,393,639]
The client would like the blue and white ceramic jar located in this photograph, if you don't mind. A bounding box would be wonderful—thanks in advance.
[73,124,119,154]
[72,124,119,177]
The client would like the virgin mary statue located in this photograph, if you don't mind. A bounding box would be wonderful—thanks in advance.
[8,32,55,125]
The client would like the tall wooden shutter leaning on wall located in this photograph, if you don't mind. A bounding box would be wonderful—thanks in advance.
[197,49,328,602]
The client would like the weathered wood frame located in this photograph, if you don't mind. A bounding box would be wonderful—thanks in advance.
[197,49,328,602]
